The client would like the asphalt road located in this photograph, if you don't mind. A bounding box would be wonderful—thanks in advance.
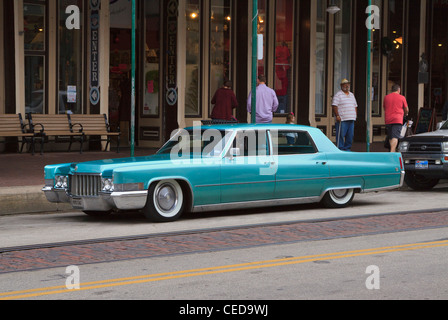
[1,228,447,301]
[0,184,447,301]
[0,183,447,248]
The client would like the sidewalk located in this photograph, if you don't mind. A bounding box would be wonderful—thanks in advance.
[0,142,387,216]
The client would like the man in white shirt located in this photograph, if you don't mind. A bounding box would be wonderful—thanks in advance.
[331,79,358,151]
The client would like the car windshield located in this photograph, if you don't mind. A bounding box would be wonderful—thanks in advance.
[157,129,232,158]
[441,121,448,130]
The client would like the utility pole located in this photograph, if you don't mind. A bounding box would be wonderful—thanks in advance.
[251,0,258,124]
[366,0,372,152]
[130,0,136,157]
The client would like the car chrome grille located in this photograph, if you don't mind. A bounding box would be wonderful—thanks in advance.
[408,143,441,152]
[70,175,101,197]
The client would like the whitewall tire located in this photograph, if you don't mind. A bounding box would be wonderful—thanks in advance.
[321,188,355,208]
[143,180,185,222]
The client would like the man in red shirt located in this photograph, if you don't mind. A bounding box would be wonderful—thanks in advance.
[211,80,238,121]
[383,84,409,152]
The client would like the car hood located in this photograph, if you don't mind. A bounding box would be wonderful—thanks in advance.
[70,153,219,177]
[411,129,448,138]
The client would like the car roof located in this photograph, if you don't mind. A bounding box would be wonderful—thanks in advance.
[186,123,317,131]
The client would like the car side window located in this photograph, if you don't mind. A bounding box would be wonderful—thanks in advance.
[272,130,317,155]
[230,130,269,157]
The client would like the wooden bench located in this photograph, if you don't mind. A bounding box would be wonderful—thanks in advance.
[0,114,38,155]
[28,114,84,154]
[68,114,120,152]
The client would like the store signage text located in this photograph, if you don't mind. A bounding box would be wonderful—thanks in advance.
[90,0,100,105]
[166,0,178,106]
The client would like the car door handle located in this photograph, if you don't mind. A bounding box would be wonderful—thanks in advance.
[316,161,327,165]
[264,162,276,165]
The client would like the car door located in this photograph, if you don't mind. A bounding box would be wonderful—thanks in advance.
[272,130,329,198]
[220,129,276,203]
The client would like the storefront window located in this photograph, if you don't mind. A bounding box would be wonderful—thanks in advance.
[387,0,404,92]
[371,0,382,116]
[209,0,232,117]
[143,0,161,117]
[333,0,352,96]
[185,0,201,116]
[274,0,294,114]
[58,0,83,115]
[24,3,45,51]
[24,56,45,114]
[257,0,267,76]
[24,2,46,114]
[315,0,327,116]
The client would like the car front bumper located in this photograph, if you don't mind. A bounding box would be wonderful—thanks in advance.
[401,153,448,178]
[42,186,148,211]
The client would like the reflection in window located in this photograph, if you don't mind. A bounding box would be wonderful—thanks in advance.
[24,3,45,51]
[333,0,352,95]
[371,0,382,116]
[257,0,267,76]
[58,0,83,115]
[143,1,161,117]
[387,0,404,92]
[24,56,45,114]
[24,2,46,114]
[315,1,327,116]
[274,0,294,114]
[209,0,232,117]
[185,0,201,116]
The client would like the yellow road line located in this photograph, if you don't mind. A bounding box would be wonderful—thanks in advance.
[1,239,448,300]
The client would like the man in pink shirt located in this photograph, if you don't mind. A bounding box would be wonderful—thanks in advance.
[247,75,279,123]
[383,84,409,152]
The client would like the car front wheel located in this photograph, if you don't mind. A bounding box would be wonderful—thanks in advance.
[143,180,185,222]
[321,188,355,208]
[404,172,439,191]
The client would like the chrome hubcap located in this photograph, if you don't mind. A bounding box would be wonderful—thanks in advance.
[156,184,177,212]
[331,189,348,198]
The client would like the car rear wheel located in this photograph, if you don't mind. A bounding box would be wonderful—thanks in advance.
[404,172,439,191]
[143,180,185,222]
[321,188,355,208]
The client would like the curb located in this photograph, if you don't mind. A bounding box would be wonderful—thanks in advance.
[0,186,72,216]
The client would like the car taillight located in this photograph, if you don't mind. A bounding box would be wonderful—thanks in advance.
[399,157,403,170]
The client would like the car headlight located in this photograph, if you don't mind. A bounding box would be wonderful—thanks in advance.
[101,178,114,192]
[398,141,409,152]
[443,142,448,153]
[55,176,68,189]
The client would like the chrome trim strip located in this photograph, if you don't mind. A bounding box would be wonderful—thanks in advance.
[192,196,320,213]
[196,172,401,189]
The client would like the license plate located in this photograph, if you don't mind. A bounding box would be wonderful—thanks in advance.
[415,160,428,169]
[72,198,83,208]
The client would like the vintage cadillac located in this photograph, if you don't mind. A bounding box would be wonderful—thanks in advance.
[43,124,405,222]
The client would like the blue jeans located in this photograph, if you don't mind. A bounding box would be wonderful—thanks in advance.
[335,120,354,151]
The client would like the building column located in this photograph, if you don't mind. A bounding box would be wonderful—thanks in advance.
[353,0,368,144]
[0,0,4,114]
[14,0,25,115]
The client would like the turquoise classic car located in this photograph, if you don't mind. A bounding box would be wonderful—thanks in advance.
[43,124,405,222]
